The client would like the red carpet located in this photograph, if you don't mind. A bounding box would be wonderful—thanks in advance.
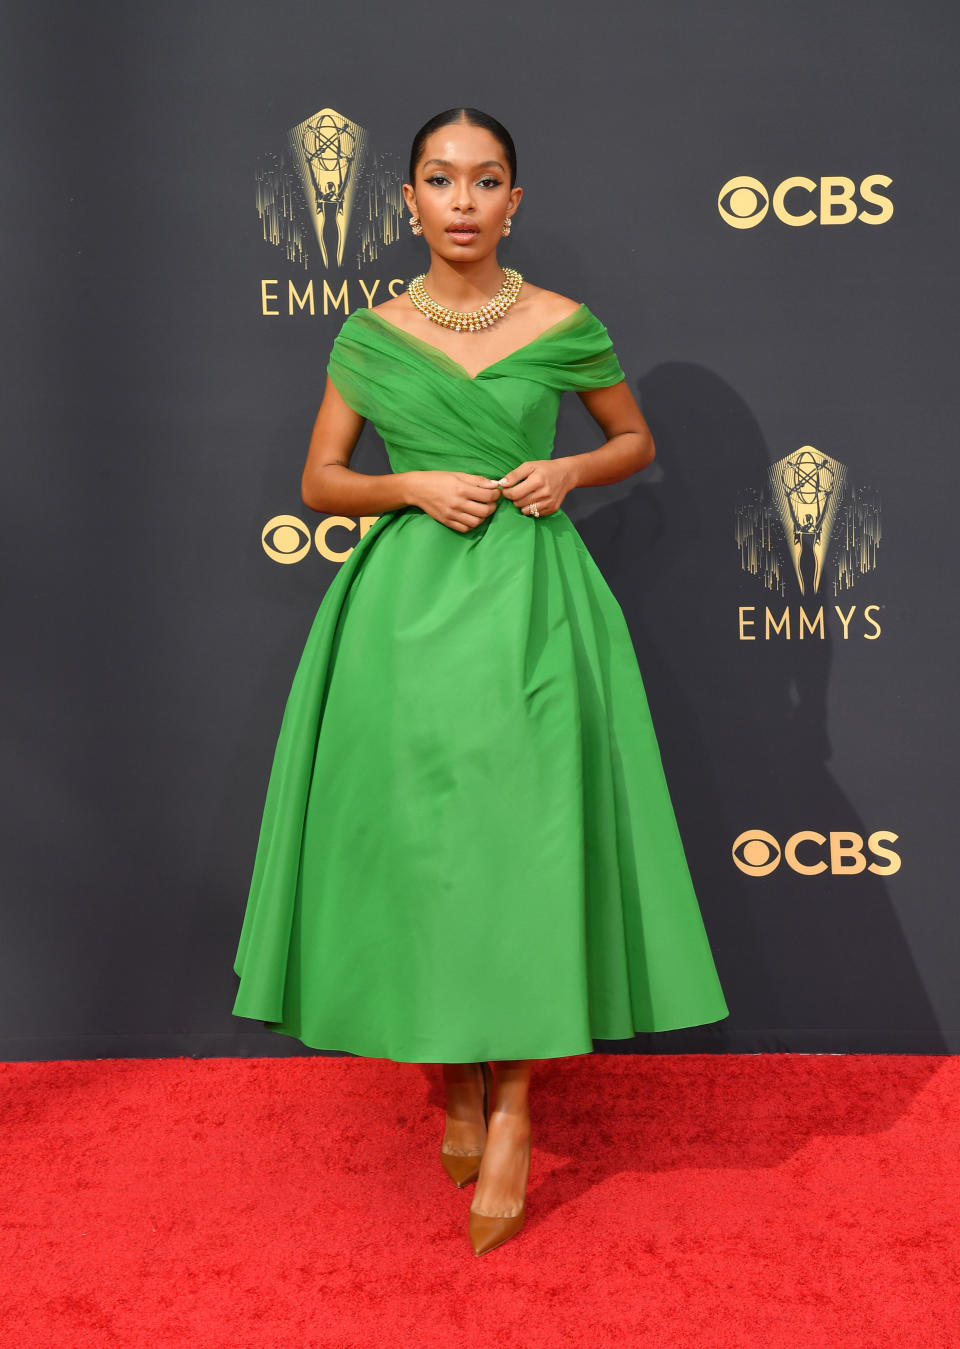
[2,1054,957,1347]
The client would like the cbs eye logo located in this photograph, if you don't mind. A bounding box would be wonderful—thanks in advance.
[261,513,380,564]
[732,829,901,876]
[718,175,893,229]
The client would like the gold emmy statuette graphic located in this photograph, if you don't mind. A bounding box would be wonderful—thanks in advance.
[257,104,406,276]
[736,447,881,601]
[288,108,368,270]
[768,447,847,596]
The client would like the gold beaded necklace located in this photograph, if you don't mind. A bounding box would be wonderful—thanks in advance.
[406,267,524,333]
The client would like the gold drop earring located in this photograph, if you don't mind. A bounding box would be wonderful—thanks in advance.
[410,215,423,236]
[501,215,512,236]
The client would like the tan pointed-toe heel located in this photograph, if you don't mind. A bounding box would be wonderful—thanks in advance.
[468,1118,530,1254]
[469,1202,526,1256]
[441,1062,492,1188]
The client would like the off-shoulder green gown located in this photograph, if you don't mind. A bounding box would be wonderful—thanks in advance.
[232,303,728,1061]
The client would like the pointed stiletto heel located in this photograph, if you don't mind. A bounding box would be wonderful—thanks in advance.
[468,1125,531,1255]
[441,1062,492,1188]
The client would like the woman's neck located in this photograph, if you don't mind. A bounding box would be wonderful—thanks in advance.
[422,254,507,309]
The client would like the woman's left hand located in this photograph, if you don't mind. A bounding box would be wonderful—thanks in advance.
[496,459,576,518]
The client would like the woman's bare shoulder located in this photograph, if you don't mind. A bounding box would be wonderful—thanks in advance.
[518,283,583,324]
[370,294,413,320]
[366,292,425,336]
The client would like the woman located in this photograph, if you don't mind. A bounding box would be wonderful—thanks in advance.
[233,107,728,1256]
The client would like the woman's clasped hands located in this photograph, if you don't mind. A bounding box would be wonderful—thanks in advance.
[497,459,576,520]
[408,460,575,533]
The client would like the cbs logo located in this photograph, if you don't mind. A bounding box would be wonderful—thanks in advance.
[732,829,901,877]
[261,514,380,564]
[718,175,893,229]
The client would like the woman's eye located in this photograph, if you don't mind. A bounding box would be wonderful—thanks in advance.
[424,174,502,188]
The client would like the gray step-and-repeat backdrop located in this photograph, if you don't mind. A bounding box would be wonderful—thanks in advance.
[3,2,957,1059]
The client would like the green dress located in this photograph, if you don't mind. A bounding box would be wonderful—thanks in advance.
[232,303,728,1061]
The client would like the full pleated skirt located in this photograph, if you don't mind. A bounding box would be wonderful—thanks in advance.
[232,498,728,1061]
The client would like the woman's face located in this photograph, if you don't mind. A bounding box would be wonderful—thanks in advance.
[403,122,522,262]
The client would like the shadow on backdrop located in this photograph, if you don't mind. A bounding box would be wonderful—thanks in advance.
[566,361,945,1055]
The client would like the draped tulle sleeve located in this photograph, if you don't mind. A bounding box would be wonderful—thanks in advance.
[325,311,383,420]
[491,305,627,392]
[554,307,626,390]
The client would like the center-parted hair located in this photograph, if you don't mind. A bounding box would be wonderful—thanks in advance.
[408,108,518,189]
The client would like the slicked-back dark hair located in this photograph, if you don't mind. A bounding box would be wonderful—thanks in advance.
[408,107,518,188]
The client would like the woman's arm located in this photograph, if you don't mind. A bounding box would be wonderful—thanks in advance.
[302,375,502,531]
[301,376,416,515]
[567,381,655,487]
[498,380,654,517]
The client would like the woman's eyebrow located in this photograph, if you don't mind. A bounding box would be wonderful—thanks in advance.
[421,158,505,172]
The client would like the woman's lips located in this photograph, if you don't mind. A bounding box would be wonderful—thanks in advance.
[446,223,479,241]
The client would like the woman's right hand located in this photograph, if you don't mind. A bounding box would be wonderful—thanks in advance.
[405,471,503,533]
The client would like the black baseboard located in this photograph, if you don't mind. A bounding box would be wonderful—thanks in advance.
[0,1026,955,1063]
